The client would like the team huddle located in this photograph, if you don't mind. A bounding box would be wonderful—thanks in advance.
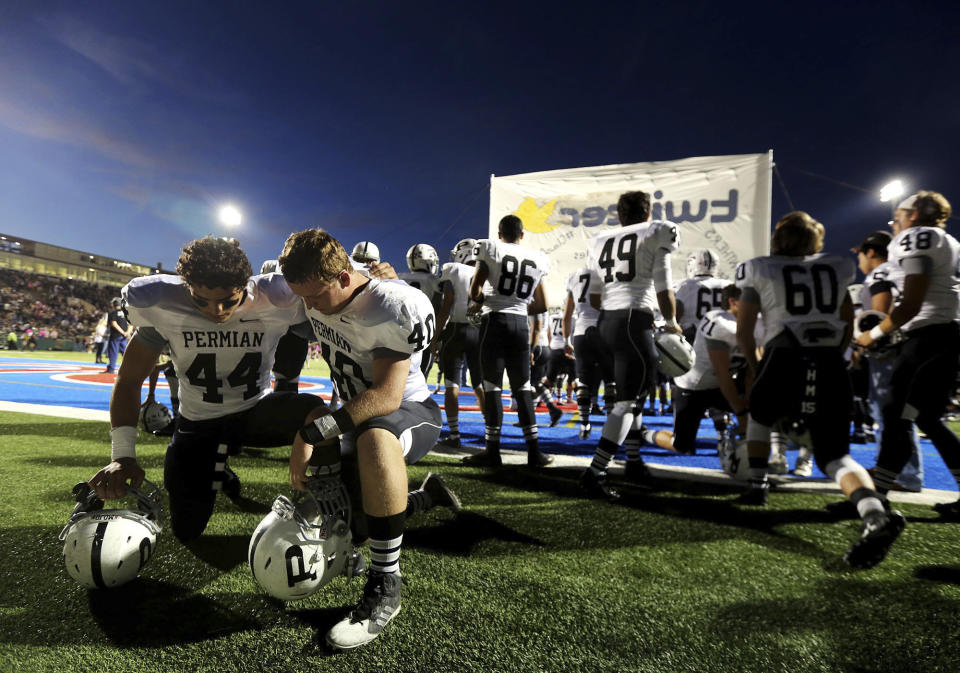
[58,188,959,648]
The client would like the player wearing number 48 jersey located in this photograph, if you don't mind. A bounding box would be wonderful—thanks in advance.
[87,237,324,543]
[466,214,554,468]
[279,229,443,650]
[737,212,905,568]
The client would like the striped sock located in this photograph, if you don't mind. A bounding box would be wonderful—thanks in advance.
[624,430,642,462]
[522,424,539,452]
[589,437,619,475]
[368,512,405,575]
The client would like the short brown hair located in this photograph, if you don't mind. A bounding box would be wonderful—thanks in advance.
[617,191,651,226]
[278,229,351,284]
[913,190,952,228]
[176,236,252,289]
[771,211,824,256]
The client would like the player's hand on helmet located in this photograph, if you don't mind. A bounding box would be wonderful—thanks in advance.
[854,331,874,349]
[368,261,399,281]
[89,457,144,501]
[662,321,682,335]
[290,405,331,491]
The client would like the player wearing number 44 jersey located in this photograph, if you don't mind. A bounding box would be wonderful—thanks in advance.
[465,214,554,468]
[737,212,905,568]
[279,229,443,651]
[88,237,324,543]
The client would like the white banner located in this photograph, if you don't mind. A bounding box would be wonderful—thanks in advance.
[489,152,773,308]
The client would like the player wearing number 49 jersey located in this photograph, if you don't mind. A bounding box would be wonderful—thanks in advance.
[87,237,324,543]
[466,214,554,468]
[737,211,905,568]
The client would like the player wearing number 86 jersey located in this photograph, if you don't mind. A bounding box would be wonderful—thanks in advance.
[474,236,550,315]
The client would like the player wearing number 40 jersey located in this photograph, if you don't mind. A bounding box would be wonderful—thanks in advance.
[87,237,324,543]
[737,211,905,568]
[465,214,554,468]
[279,229,443,651]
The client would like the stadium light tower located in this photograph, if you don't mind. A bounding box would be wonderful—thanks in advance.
[880,180,905,215]
[218,204,243,228]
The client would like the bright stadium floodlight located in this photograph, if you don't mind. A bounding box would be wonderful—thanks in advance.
[218,204,243,227]
[879,180,905,203]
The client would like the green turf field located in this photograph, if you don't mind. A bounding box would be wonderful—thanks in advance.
[1,411,959,673]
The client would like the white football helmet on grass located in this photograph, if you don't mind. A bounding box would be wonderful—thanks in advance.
[249,485,364,601]
[60,480,164,589]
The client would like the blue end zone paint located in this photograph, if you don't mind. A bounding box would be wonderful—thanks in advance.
[1,356,955,492]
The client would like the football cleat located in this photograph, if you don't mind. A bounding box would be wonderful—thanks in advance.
[578,469,620,501]
[793,453,813,477]
[843,510,906,568]
[461,451,502,468]
[549,407,564,427]
[768,448,788,475]
[527,450,554,469]
[61,480,164,590]
[436,435,462,450]
[222,464,242,501]
[326,571,402,650]
[623,459,651,484]
[734,486,769,506]
[590,404,604,416]
[420,472,461,512]
[578,424,591,440]
[932,499,960,521]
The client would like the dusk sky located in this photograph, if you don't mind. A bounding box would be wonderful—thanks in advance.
[1,1,958,273]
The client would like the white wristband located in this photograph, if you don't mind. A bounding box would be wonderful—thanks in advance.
[664,319,679,331]
[110,426,138,461]
[868,325,885,341]
[564,337,572,348]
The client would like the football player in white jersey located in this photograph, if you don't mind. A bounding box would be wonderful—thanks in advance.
[399,243,444,377]
[530,309,567,426]
[738,212,905,568]
[854,230,923,492]
[432,238,486,448]
[675,248,726,344]
[87,237,324,542]
[562,266,614,439]
[672,284,751,455]
[856,191,960,519]
[579,191,682,500]
[279,229,444,650]
[466,214,554,468]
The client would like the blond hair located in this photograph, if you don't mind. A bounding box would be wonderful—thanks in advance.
[278,229,351,284]
[771,211,824,256]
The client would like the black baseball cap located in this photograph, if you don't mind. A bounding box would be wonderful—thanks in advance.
[858,230,892,254]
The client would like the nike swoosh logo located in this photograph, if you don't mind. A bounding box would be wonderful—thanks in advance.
[239,318,261,323]
[340,317,351,324]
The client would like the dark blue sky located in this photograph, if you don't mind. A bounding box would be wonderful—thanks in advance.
[1,1,958,273]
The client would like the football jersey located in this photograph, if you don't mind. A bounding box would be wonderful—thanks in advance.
[548,312,565,350]
[674,276,727,331]
[565,267,601,335]
[888,226,960,331]
[438,262,474,324]
[475,239,550,316]
[123,273,305,421]
[303,278,433,403]
[674,308,764,390]
[588,220,681,312]
[397,270,443,310]
[858,261,903,312]
[735,253,855,349]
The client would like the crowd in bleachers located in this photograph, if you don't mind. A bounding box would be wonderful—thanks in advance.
[0,268,117,349]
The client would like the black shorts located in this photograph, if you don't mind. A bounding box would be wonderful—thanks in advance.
[886,322,960,422]
[597,308,657,401]
[165,391,324,541]
[545,348,575,383]
[345,397,443,466]
[439,322,482,388]
[479,312,531,391]
[750,340,851,465]
[573,327,613,389]
[672,386,730,453]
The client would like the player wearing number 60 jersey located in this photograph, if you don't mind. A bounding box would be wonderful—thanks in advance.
[87,237,324,543]
[466,214,554,468]
[737,211,905,569]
